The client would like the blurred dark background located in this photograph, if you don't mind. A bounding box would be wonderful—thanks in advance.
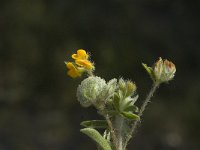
[0,0,200,150]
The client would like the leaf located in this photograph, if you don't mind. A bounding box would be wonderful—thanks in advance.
[123,95,138,108]
[113,93,120,111]
[124,105,139,113]
[142,63,155,81]
[80,128,112,150]
[121,111,140,120]
[81,120,108,129]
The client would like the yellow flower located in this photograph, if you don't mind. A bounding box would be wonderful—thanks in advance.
[65,62,82,78]
[65,49,95,78]
[72,49,94,70]
[75,59,94,70]
[72,49,89,60]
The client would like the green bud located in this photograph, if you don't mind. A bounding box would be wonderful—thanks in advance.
[126,81,137,96]
[114,78,138,113]
[118,78,126,93]
[118,78,137,97]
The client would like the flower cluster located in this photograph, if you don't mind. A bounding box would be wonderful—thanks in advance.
[65,49,94,78]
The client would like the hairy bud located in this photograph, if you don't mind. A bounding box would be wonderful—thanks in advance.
[77,76,117,109]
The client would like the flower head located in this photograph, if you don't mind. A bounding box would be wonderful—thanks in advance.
[65,49,95,78]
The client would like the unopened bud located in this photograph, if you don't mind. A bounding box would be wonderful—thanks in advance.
[126,81,137,96]
[118,78,137,97]
[76,76,117,109]
[153,57,176,83]
[118,78,126,93]
[143,57,176,84]
[77,76,106,107]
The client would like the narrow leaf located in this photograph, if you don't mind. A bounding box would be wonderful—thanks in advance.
[121,111,140,120]
[80,128,112,150]
[142,63,155,81]
[113,93,120,111]
[123,96,138,109]
[124,105,139,113]
[81,120,108,129]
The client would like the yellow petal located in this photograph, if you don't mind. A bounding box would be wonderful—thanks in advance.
[65,62,74,69]
[72,49,89,60]
[65,62,82,78]
[75,59,94,70]
[67,69,81,78]
[72,54,78,59]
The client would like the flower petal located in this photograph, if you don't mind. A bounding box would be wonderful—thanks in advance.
[75,59,94,70]
[72,49,89,60]
[65,62,82,78]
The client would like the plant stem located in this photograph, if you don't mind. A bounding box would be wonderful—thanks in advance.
[105,114,118,149]
[123,82,159,148]
[115,116,124,150]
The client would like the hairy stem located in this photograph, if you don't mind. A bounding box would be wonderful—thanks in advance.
[123,82,159,148]
[105,114,118,149]
[115,115,124,150]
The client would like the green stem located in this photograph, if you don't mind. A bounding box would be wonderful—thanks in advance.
[123,82,159,149]
[115,115,124,150]
[105,114,118,149]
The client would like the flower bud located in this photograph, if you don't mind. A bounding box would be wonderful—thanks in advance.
[162,59,176,81]
[143,57,176,84]
[126,80,137,96]
[118,78,126,93]
[154,57,176,83]
[118,78,136,97]
[154,57,163,80]
[76,76,117,109]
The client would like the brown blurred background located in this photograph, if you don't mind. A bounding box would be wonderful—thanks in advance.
[0,0,200,150]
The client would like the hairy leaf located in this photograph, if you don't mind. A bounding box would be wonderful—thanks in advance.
[142,63,155,81]
[121,111,140,120]
[80,128,112,150]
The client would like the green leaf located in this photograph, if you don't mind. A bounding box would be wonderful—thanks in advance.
[121,111,140,120]
[142,63,155,81]
[123,96,138,108]
[81,120,108,129]
[113,93,120,111]
[124,105,139,113]
[80,128,112,150]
